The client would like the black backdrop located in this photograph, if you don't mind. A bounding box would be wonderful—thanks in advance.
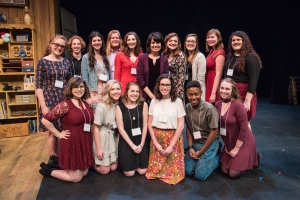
[60,0,300,104]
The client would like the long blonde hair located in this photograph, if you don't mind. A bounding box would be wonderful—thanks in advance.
[43,34,67,57]
[100,80,122,108]
[106,30,122,56]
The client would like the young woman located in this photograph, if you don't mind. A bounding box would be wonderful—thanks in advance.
[145,74,186,185]
[162,33,187,103]
[39,77,94,182]
[115,31,143,94]
[205,29,226,104]
[184,33,206,102]
[106,30,122,79]
[81,31,110,111]
[92,80,121,174]
[66,35,86,77]
[215,78,259,179]
[116,82,149,177]
[35,34,72,165]
[224,31,262,127]
[137,32,169,102]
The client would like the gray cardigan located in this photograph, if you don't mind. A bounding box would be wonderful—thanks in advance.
[191,52,206,100]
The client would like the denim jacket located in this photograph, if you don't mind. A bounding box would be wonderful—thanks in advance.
[81,53,110,91]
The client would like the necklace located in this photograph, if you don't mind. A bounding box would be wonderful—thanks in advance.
[128,107,136,120]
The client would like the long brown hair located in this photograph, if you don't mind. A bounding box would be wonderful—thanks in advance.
[162,33,181,57]
[122,82,144,105]
[43,34,67,57]
[153,74,177,102]
[184,33,200,62]
[225,31,262,72]
[121,32,142,57]
[87,31,109,72]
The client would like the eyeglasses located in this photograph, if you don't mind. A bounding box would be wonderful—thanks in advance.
[72,86,85,90]
[160,84,171,88]
[52,43,66,49]
[186,40,196,44]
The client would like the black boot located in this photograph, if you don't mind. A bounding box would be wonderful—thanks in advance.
[40,161,60,169]
[39,163,54,177]
[49,155,58,165]
[254,152,262,169]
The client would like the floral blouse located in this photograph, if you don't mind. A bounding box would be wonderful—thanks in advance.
[168,51,187,102]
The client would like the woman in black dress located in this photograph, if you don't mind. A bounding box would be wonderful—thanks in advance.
[115,82,149,177]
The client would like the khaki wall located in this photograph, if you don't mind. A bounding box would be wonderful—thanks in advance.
[0,0,61,59]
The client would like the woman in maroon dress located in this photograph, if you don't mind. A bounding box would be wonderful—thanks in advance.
[215,78,258,179]
[39,77,94,182]
[205,29,225,104]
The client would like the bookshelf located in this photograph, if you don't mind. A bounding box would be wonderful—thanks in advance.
[0,24,38,133]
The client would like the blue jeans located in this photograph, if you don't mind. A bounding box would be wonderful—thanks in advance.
[184,139,220,181]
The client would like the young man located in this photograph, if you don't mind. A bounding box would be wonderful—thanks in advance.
[184,80,220,181]
[66,35,86,77]
[106,30,122,79]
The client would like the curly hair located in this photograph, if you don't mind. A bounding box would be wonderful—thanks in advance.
[146,32,165,54]
[100,80,122,109]
[43,34,67,57]
[121,32,142,57]
[225,31,262,72]
[205,29,224,52]
[67,35,86,52]
[106,30,122,56]
[162,33,182,57]
[122,82,144,105]
[184,33,200,62]
[64,77,91,100]
[153,74,177,102]
[220,78,241,101]
[87,31,110,72]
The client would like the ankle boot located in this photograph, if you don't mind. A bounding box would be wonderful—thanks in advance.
[49,155,58,165]
[40,161,60,169]
[39,163,54,177]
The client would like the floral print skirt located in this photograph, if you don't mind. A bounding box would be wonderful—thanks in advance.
[145,128,185,185]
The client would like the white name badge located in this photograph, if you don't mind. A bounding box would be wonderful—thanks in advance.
[131,68,137,75]
[99,73,108,81]
[227,69,233,76]
[158,115,168,123]
[55,80,64,88]
[112,122,117,129]
[193,131,201,139]
[220,128,226,136]
[132,127,142,136]
[185,74,188,80]
[74,75,81,78]
[84,123,91,132]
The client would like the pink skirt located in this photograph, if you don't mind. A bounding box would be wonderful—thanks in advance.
[235,82,257,120]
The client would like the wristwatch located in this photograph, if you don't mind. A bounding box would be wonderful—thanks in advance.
[188,145,193,150]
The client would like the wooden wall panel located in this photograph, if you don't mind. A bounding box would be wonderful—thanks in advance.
[0,0,61,59]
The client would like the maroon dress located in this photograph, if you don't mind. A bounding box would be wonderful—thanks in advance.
[205,49,225,102]
[215,100,258,170]
[43,100,94,170]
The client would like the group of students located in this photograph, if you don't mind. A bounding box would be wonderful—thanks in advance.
[36,28,261,184]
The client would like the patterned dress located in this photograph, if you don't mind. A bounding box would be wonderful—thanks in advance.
[168,51,187,102]
[35,58,72,131]
[43,100,94,170]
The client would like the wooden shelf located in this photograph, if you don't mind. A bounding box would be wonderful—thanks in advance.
[8,103,36,106]
[8,115,38,119]
[0,24,35,30]
[0,72,34,75]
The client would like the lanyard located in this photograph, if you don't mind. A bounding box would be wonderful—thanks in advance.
[53,61,64,81]
[220,103,231,130]
[78,100,91,124]
[227,55,239,70]
[190,103,203,133]
[128,105,139,129]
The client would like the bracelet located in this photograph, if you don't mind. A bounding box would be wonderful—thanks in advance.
[188,145,193,149]
[235,145,241,148]
[41,105,46,109]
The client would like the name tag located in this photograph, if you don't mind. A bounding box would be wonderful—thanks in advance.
[193,131,201,139]
[220,128,226,136]
[112,122,117,129]
[185,74,188,80]
[132,127,141,136]
[158,115,168,123]
[84,123,91,132]
[74,75,81,78]
[131,68,137,75]
[227,69,233,76]
[55,80,64,88]
[99,73,108,81]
